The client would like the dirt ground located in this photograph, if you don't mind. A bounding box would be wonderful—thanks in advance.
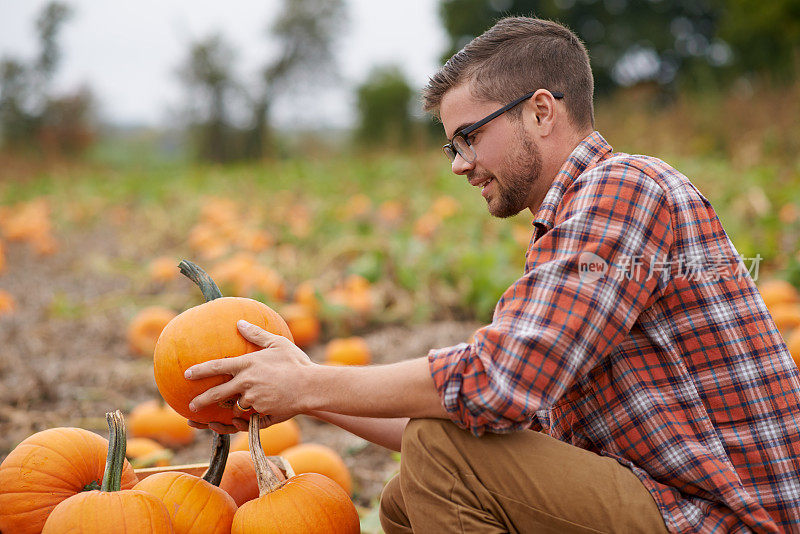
[0,221,481,507]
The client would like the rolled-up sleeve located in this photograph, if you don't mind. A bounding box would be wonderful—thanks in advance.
[429,163,673,435]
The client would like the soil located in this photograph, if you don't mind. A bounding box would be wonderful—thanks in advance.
[0,221,482,507]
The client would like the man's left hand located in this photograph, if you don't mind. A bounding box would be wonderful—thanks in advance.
[185,319,316,429]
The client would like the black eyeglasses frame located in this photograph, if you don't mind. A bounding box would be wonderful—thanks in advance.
[442,89,564,163]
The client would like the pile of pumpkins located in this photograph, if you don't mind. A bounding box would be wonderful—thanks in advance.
[759,278,800,366]
[2,260,364,532]
[0,411,359,533]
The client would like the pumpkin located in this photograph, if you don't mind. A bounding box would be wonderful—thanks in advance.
[149,256,180,283]
[154,260,293,425]
[126,437,173,468]
[128,306,178,357]
[787,328,800,368]
[231,415,360,533]
[0,425,139,534]
[769,303,800,336]
[231,418,301,455]
[759,279,799,311]
[0,238,6,274]
[280,443,353,495]
[219,450,286,507]
[325,336,372,366]
[0,289,15,316]
[129,399,196,447]
[42,411,173,533]
[294,280,320,314]
[282,303,321,348]
[134,433,236,533]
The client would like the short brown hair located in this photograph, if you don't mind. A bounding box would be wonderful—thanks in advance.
[422,17,594,129]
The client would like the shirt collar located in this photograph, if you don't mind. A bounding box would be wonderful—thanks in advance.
[532,131,613,237]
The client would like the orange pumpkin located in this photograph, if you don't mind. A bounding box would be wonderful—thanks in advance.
[154,260,293,425]
[231,416,360,533]
[0,238,5,274]
[759,279,799,310]
[231,418,301,455]
[129,399,196,447]
[0,289,15,316]
[787,328,800,368]
[42,411,173,533]
[294,281,321,314]
[0,425,139,534]
[769,304,800,336]
[126,437,173,468]
[148,256,180,283]
[280,443,353,495]
[282,303,321,348]
[128,306,178,357]
[325,336,372,366]
[219,450,286,507]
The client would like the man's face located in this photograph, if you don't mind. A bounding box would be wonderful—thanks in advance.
[440,84,543,218]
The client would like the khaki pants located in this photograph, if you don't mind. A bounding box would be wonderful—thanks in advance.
[380,418,669,533]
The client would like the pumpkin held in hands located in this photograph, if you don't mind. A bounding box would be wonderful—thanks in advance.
[153,296,293,425]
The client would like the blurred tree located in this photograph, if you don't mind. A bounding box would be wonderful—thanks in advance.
[437,0,726,93]
[245,0,347,158]
[717,0,800,81]
[355,66,415,147]
[0,1,94,156]
[178,34,239,163]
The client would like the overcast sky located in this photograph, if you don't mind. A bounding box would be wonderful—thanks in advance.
[0,0,448,128]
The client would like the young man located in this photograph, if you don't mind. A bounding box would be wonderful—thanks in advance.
[185,17,800,533]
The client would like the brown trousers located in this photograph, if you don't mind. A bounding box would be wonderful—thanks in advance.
[380,418,669,533]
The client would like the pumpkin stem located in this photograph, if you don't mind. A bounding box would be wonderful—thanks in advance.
[100,410,126,492]
[179,259,231,485]
[202,430,231,486]
[249,414,285,495]
[178,259,223,301]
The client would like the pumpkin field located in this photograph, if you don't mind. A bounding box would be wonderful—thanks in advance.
[1,83,800,531]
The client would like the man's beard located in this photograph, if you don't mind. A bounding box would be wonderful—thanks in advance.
[486,135,542,218]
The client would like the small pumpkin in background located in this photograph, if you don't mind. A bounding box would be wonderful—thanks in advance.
[282,303,321,348]
[0,289,15,316]
[769,303,800,337]
[126,437,173,468]
[42,411,173,533]
[219,450,286,507]
[787,328,800,368]
[0,423,139,534]
[129,399,196,447]
[294,280,320,314]
[231,418,301,456]
[135,433,236,534]
[154,261,293,425]
[280,443,353,495]
[759,279,799,311]
[148,256,180,283]
[325,336,371,366]
[128,306,177,357]
[231,415,360,533]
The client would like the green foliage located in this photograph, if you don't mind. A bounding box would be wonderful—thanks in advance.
[717,0,800,80]
[355,66,415,146]
[438,0,724,92]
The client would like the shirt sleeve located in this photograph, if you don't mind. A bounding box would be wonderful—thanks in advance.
[428,162,674,435]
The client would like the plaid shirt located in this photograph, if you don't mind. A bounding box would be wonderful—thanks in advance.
[428,132,800,533]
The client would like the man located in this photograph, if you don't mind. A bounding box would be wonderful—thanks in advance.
[185,17,800,533]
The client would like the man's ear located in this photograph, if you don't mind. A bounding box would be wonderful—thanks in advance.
[527,90,557,136]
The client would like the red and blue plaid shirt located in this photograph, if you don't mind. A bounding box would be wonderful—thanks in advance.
[428,132,800,533]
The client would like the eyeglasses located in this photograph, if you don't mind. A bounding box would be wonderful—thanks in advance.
[442,90,564,164]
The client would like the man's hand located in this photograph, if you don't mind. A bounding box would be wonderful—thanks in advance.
[184,319,316,431]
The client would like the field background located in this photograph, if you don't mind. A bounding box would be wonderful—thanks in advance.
[1,79,799,529]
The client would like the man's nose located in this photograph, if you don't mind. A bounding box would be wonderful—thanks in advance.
[451,153,475,175]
